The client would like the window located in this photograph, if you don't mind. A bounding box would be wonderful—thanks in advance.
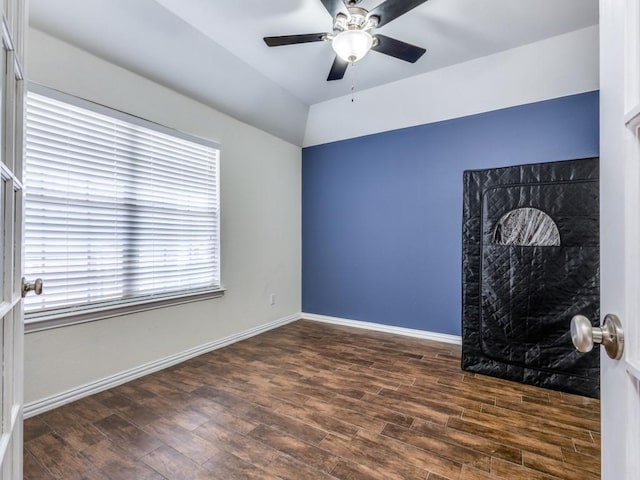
[24,86,221,328]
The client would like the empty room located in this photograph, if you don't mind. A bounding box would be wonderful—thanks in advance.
[0,0,636,479]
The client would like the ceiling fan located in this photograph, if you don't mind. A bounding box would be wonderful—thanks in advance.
[263,0,429,81]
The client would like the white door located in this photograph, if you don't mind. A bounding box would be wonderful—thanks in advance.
[599,0,640,479]
[0,0,27,478]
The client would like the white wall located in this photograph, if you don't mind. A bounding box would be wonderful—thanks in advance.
[304,26,599,147]
[25,29,302,405]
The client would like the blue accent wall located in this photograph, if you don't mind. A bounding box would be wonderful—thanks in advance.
[302,91,600,336]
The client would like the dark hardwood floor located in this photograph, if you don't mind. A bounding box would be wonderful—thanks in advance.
[24,320,600,480]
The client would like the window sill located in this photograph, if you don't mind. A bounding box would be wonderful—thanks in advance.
[24,288,226,333]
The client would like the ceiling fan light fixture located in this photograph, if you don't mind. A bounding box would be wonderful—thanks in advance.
[331,29,373,63]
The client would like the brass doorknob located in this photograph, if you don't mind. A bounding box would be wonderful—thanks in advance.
[21,277,43,298]
[571,314,624,360]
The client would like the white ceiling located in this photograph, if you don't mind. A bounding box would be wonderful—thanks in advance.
[29,0,598,145]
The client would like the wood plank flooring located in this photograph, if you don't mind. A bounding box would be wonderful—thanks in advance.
[24,320,601,480]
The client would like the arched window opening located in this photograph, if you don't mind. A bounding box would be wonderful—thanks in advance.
[493,208,560,246]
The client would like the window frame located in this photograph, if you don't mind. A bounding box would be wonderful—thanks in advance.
[24,83,224,333]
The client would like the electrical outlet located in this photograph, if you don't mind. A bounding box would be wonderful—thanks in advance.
[270,294,276,306]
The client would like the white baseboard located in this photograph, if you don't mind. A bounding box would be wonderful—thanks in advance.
[24,313,301,418]
[302,312,462,345]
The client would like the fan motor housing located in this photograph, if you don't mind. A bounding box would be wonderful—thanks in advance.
[335,7,379,33]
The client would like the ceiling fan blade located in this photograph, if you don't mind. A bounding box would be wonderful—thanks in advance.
[264,33,327,47]
[327,56,349,81]
[368,0,430,27]
[319,0,348,19]
[372,34,426,63]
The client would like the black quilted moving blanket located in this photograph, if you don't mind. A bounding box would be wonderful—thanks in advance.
[461,158,600,398]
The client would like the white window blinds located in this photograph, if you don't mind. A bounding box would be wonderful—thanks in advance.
[24,89,220,317]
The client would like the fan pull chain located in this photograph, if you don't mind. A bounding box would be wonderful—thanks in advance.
[350,61,356,102]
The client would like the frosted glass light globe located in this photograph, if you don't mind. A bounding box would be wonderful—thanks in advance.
[331,30,373,63]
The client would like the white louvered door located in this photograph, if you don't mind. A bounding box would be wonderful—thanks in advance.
[0,0,27,478]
